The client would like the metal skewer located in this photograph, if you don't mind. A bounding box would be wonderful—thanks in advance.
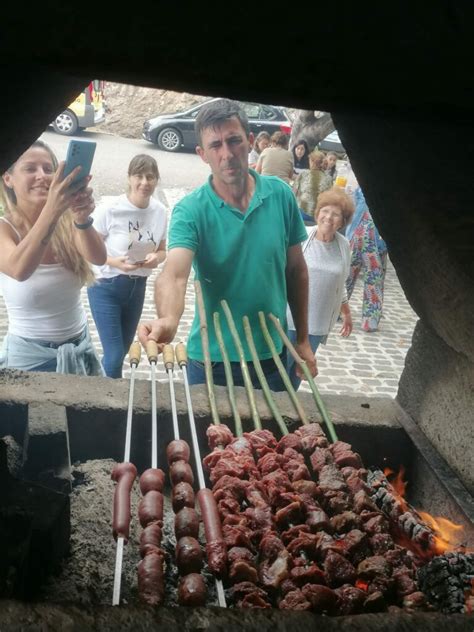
[175,342,227,609]
[163,344,179,441]
[146,340,159,469]
[112,341,141,606]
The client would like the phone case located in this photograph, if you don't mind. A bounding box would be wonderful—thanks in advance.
[63,140,97,185]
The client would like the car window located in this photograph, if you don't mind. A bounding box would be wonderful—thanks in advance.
[188,108,201,119]
[240,103,260,119]
[260,106,278,121]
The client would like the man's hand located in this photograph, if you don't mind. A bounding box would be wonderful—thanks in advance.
[137,316,179,352]
[294,338,318,380]
[137,251,161,269]
[108,255,141,273]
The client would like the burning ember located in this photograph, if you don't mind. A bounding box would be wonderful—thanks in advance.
[417,513,466,556]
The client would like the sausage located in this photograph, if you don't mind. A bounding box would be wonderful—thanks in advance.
[138,490,164,528]
[139,468,165,495]
[139,522,163,558]
[167,439,191,465]
[175,507,200,540]
[197,488,227,576]
[172,482,195,513]
[170,460,194,486]
[137,551,165,606]
[176,536,203,575]
[177,573,207,607]
[111,462,137,541]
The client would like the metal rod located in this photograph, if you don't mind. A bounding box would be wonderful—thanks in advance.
[194,280,221,426]
[175,342,227,608]
[146,340,159,469]
[243,316,289,436]
[214,312,243,437]
[258,311,309,425]
[221,300,261,430]
[113,341,141,606]
[268,313,338,442]
[163,344,179,440]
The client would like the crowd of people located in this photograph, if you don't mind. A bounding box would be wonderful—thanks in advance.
[0,99,388,387]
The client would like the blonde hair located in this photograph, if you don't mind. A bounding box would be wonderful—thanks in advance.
[0,141,94,286]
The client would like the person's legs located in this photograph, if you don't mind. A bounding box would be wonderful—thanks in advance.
[346,240,362,301]
[360,224,385,332]
[120,277,147,354]
[87,278,126,378]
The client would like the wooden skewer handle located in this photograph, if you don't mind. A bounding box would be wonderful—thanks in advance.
[128,341,141,367]
[175,342,188,366]
[146,340,159,363]
[162,344,175,370]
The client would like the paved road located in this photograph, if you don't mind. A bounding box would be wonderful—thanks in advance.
[1,131,419,397]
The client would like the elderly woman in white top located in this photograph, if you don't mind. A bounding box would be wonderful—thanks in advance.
[0,140,106,374]
[287,188,355,390]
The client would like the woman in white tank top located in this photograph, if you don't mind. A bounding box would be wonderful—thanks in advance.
[0,140,106,374]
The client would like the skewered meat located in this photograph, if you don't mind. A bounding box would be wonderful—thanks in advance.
[302,584,341,614]
[197,488,227,576]
[206,423,234,449]
[176,536,203,575]
[232,581,271,609]
[279,589,312,610]
[337,529,371,565]
[334,584,366,615]
[330,511,361,534]
[324,550,357,587]
[357,555,392,580]
[324,491,352,514]
[290,560,325,586]
[292,479,321,499]
[277,434,303,454]
[370,533,394,555]
[318,465,347,493]
[310,448,334,473]
[172,481,195,513]
[212,475,249,503]
[167,439,191,465]
[258,533,290,589]
[138,490,164,528]
[175,507,199,539]
[139,523,163,557]
[137,550,165,606]
[169,460,194,486]
[243,429,277,457]
[228,547,258,583]
[139,467,165,495]
[364,590,387,612]
[111,462,137,542]
[177,573,207,607]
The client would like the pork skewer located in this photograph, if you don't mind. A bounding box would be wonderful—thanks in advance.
[175,342,227,608]
[112,341,141,606]
[136,341,166,606]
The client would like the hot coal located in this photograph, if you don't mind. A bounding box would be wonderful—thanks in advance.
[417,552,474,613]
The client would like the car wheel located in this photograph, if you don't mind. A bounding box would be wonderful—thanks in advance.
[52,109,79,136]
[157,127,182,152]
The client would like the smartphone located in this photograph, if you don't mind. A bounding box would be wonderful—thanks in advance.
[63,140,96,186]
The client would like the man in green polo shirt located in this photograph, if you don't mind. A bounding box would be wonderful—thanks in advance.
[138,99,316,390]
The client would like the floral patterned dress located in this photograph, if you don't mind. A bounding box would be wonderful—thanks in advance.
[345,189,387,332]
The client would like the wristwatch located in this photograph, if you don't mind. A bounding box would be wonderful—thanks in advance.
[74,217,94,230]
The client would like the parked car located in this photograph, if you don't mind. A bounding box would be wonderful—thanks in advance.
[318,129,346,157]
[50,81,106,136]
[143,98,292,152]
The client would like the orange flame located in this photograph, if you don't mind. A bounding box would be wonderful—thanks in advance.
[418,511,465,555]
[384,466,407,497]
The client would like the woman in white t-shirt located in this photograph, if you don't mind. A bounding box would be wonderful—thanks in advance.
[87,155,167,378]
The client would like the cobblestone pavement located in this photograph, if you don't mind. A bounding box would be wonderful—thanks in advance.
[0,186,418,398]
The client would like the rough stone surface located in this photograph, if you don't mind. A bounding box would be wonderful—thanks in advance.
[397,321,474,495]
[0,600,472,632]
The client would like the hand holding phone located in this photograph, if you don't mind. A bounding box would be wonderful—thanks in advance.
[63,140,97,186]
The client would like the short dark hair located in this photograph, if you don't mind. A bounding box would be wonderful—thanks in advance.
[128,154,159,179]
[195,99,250,146]
[271,131,289,149]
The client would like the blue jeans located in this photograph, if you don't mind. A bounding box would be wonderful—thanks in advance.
[187,351,288,392]
[87,275,147,378]
[287,330,323,391]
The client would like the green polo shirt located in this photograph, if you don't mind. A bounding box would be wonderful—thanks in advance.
[168,170,307,362]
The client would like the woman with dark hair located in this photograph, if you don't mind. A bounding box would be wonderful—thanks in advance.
[287,188,354,390]
[292,139,310,174]
[0,140,106,374]
[87,154,167,377]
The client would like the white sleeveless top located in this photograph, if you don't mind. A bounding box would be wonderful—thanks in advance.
[0,218,87,342]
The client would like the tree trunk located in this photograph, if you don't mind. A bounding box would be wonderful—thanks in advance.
[290,111,335,151]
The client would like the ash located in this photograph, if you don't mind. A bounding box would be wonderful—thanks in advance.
[417,552,474,614]
[40,459,217,607]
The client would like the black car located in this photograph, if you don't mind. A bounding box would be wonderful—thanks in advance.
[142,98,292,152]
